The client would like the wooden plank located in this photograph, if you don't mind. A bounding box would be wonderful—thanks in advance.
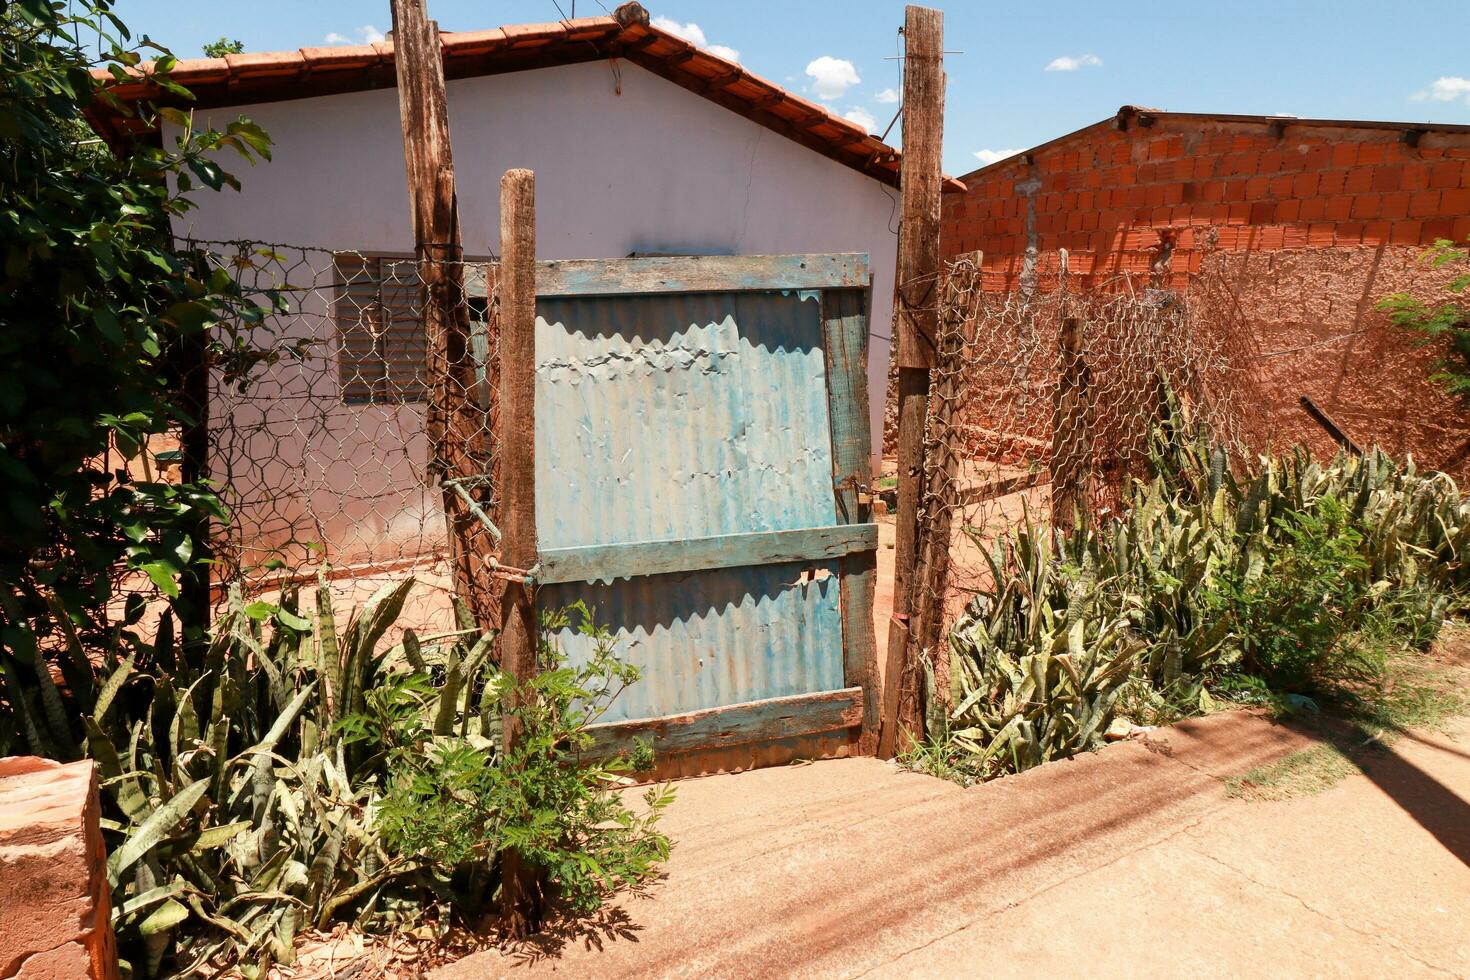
[532,252,869,297]
[465,254,869,300]
[495,166,540,938]
[883,5,946,759]
[585,687,864,758]
[537,523,878,585]
[821,287,881,754]
[390,0,498,626]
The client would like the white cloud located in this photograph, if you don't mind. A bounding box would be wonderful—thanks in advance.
[652,15,740,63]
[325,25,384,45]
[973,147,1023,166]
[1411,76,1470,103]
[844,107,877,132]
[1044,53,1102,72]
[875,87,900,104]
[805,56,860,101]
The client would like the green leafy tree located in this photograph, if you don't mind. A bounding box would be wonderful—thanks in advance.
[202,36,244,58]
[1379,237,1470,401]
[0,0,273,757]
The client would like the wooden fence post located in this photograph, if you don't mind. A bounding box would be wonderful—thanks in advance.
[390,0,498,627]
[909,253,980,713]
[496,168,542,938]
[1051,315,1092,531]
[880,4,945,759]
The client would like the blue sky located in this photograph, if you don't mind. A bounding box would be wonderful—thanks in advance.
[109,0,1470,177]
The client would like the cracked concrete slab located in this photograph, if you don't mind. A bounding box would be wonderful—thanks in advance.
[432,711,1470,979]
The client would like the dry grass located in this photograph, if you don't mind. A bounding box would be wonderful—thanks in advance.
[1226,625,1470,801]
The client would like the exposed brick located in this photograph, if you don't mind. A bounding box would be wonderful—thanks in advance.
[1381,193,1410,220]
[1258,225,1286,249]
[1318,171,1348,195]
[1430,160,1463,189]
[1390,220,1424,244]
[1226,153,1259,176]
[1373,166,1404,192]
[0,758,118,980]
[1362,220,1393,245]
[1409,190,1442,217]
[1441,187,1470,216]
[1357,142,1387,165]
[1344,167,1374,193]
[1291,172,1319,197]
[1350,194,1383,219]
[1424,218,1456,241]
[1324,195,1353,221]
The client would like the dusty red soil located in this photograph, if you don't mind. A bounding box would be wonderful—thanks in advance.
[432,708,1470,977]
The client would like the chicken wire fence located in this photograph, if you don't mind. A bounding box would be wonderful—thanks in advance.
[188,240,504,633]
[908,252,1258,641]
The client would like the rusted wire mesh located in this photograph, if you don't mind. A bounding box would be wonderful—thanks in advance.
[908,252,1257,642]
[191,240,503,632]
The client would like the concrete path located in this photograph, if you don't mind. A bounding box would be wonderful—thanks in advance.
[435,710,1470,979]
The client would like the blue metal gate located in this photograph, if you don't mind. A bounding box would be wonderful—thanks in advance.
[530,254,878,772]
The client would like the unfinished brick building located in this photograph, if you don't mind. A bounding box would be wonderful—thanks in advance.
[938,105,1470,474]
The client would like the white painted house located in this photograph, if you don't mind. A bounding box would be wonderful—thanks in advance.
[95,4,955,578]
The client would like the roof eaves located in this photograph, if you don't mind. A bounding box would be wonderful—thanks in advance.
[90,2,965,193]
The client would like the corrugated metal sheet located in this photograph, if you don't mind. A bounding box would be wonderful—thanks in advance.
[535,291,845,721]
[535,292,835,548]
[541,561,842,724]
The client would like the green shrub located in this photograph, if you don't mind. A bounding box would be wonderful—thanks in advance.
[1207,497,1370,692]
[76,581,666,978]
[1379,237,1470,402]
[344,602,672,921]
[922,436,1470,784]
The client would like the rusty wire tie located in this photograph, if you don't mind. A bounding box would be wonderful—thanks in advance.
[441,476,538,585]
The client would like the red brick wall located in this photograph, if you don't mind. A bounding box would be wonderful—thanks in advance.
[943,111,1470,287]
[929,111,1470,474]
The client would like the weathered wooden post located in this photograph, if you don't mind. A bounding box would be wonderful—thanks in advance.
[1051,315,1092,531]
[909,253,980,711]
[880,4,945,758]
[390,0,498,626]
[496,167,542,937]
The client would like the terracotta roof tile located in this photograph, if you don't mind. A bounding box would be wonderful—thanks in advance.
[91,2,965,192]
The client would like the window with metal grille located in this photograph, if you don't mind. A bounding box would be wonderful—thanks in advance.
[335,253,494,406]
[334,253,428,404]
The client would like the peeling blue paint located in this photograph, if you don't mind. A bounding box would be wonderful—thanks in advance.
[535,290,845,720]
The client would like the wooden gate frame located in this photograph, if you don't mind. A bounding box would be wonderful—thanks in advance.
[485,252,881,764]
